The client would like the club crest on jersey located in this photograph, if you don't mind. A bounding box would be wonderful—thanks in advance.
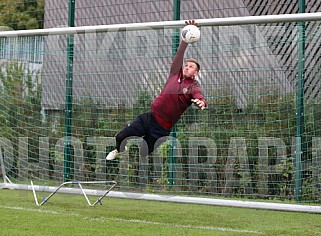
[183,88,188,94]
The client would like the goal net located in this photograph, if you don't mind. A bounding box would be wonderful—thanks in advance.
[1,12,321,210]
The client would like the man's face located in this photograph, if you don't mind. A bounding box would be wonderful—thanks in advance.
[183,61,198,79]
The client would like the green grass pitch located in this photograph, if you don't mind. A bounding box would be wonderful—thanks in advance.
[0,189,320,235]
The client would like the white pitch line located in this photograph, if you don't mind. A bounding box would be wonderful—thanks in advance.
[85,217,264,234]
[1,206,263,234]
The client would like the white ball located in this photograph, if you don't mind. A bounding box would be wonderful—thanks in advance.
[181,25,200,44]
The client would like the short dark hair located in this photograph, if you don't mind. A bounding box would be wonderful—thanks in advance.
[187,58,200,71]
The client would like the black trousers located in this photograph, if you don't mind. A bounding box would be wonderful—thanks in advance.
[115,111,171,157]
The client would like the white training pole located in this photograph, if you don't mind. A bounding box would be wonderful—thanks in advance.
[31,181,40,206]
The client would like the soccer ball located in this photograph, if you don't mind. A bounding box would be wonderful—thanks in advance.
[181,25,200,44]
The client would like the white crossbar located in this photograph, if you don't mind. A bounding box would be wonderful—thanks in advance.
[0,12,321,37]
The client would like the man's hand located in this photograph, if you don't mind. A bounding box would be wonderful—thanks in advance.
[185,20,198,26]
[191,99,205,110]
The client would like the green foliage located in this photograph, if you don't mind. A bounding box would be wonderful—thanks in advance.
[0,0,44,30]
[133,89,152,116]
[0,61,42,176]
[73,97,99,135]
[0,61,42,131]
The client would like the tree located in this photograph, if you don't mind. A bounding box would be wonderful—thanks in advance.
[0,0,45,30]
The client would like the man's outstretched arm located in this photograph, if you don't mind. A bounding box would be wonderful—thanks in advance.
[169,20,198,76]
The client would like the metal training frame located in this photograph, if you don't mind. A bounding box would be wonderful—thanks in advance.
[31,180,117,206]
[1,147,117,206]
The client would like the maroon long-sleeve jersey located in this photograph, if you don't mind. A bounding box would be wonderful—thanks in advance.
[151,41,207,129]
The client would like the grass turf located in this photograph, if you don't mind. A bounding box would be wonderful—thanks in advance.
[0,189,320,235]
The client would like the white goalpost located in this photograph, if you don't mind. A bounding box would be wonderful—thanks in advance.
[0,149,12,185]
[1,12,321,213]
